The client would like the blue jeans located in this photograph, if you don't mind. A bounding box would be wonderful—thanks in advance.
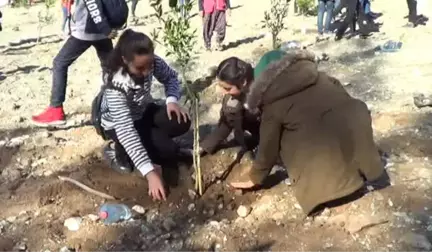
[360,0,371,14]
[317,0,335,34]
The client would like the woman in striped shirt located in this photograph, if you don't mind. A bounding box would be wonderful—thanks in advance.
[100,29,190,201]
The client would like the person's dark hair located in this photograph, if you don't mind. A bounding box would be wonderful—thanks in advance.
[106,29,155,74]
[216,57,254,88]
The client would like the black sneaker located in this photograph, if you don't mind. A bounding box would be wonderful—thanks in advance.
[102,141,133,174]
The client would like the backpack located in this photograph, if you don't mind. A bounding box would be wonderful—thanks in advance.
[101,0,129,29]
[91,85,109,140]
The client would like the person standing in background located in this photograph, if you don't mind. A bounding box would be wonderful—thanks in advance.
[31,0,120,126]
[61,0,74,35]
[316,0,335,40]
[130,0,139,21]
[199,0,231,51]
[406,0,428,27]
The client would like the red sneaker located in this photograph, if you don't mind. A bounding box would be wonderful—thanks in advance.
[31,106,66,127]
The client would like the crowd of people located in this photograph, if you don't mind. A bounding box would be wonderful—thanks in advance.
[9,0,422,213]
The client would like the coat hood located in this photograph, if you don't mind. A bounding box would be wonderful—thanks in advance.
[246,50,319,110]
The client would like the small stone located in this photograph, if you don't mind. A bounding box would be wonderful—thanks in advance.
[400,233,432,250]
[294,203,302,210]
[6,216,17,223]
[132,205,146,214]
[215,243,222,251]
[237,205,251,218]
[188,203,195,211]
[388,199,394,207]
[163,217,176,232]
[141,224,152,233]
[218,203,224,210]
[188,189,197,200]
[284,178,292,185]
[64,217,82,231]
[207,209,215,217]
[59,246,72,252]
[86,214,99,222]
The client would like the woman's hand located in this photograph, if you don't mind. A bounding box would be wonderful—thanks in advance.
[146,164,166,201]
[166,102,190,124]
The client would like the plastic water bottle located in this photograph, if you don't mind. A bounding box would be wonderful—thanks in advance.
[379,40,403,52]
[98,203,132,224]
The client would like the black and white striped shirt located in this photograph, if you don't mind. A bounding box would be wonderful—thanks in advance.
[100,55,180,176]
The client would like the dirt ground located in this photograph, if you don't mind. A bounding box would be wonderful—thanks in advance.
[1,0,432,251]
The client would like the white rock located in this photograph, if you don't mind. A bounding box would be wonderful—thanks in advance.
[188,189,197,200]
[64,217,82,231]
[188,203,195,211]
[236,205,251,218]
[294,203,302,210]
[132,205,146,214]
[6,216,17,223]
[86,214,99,222]
[59,246,72,252]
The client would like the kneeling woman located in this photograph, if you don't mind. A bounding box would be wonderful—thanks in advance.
[231,50,385,215]
[99,30,191,201]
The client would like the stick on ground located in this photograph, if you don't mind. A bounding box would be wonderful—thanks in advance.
[58,176,116,200]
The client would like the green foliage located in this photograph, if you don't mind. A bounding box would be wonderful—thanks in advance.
[262,0,290,49]
[296,0,317,16]
[11,0,29,8]
[150,0,197,73]
[150,0,203,195]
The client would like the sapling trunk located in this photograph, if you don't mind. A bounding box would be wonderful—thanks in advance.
[181,72,203,195]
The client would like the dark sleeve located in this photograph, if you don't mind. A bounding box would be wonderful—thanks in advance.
[198,0,203,11]
[200,117,233,154]
[83,0,112,36]
[152,55,181,100]
[226,0,231,9]
[249,109,282,184]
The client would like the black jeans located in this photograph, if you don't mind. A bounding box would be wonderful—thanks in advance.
[407,0,417,22]
[131,0,139,17]
[50,36,113,107]
[105,103,191,167]
[336,0,358,36]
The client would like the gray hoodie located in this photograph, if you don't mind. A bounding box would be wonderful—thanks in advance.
[70,0,112,41]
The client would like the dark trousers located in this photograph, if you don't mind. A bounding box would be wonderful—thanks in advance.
[203,10,226,48]
[407,0,417,22]
[50,36,113,107]
[131,0,139,17]
[336,0,358,36]
[336,0,376,37]
[105,104,191,167]
[317,0,335,34]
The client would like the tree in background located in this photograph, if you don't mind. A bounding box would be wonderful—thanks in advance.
[262,0,290,49]
[150,0,203,195]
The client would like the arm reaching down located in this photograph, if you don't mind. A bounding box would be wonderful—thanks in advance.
[152,55,181,104]
[105,89,154,176]
[249,109,282,184]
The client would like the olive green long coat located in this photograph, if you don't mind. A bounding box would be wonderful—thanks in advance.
[246,50,384,215]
